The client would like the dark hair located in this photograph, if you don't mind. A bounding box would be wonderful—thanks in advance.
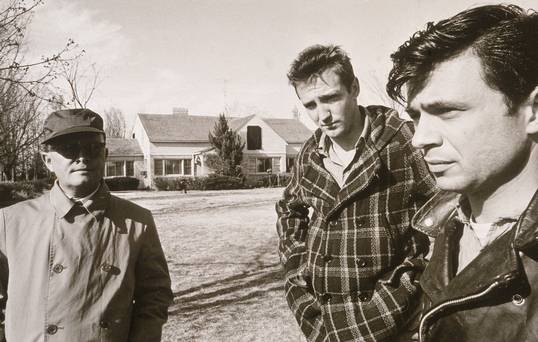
[287,44,356,91]
[387,4,538,110]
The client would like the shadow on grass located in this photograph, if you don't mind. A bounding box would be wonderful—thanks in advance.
[169,261,285,316]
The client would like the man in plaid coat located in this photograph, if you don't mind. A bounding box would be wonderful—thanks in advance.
[276,44,437,341]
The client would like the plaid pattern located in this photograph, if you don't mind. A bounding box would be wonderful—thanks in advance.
[276,106,437,342]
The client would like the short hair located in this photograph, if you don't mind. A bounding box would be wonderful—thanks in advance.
[387,4,538,110]
[287,44,356,91]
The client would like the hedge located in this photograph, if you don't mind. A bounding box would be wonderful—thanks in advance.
[0,179,53,207]
[244,174,292,188]
[104,177,140,191]
[153,175,245,191]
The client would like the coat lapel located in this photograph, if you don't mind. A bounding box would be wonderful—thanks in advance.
[299,133,339,205]
[326,106,403,219]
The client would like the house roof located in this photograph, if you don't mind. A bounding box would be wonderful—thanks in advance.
[262,118,313,143]
[107,138,143,157]
[137,113,312,144]
[139,114,217,142]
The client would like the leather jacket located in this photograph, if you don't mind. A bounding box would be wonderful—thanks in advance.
[411,191,538,342]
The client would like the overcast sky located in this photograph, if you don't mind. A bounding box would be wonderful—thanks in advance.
[24,0,537,129]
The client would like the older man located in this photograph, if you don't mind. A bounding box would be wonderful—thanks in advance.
[276,44,437,342]
[0,109,173,341]
[387,4,538,341]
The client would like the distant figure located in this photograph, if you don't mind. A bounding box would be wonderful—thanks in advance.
[387,4,538,341]
[276,44,437,341]
[0,109,173,341]
[180,180,188,194]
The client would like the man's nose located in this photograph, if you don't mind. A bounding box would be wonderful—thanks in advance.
[75,145,94,161]
[411,115,442,150]
[317,105,332,123]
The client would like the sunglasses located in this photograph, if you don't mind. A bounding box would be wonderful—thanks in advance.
[49,141,105,159]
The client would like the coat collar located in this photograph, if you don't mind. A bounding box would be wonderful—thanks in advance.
[310,105,404,154]
[418,188,538,303]
[303,105,406,218]
[50,181,110,221]
[412,190,460,238]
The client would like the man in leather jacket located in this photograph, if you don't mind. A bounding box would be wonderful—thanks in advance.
[386,4,538,342]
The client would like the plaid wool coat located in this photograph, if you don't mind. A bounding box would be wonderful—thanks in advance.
[276,105,437,342]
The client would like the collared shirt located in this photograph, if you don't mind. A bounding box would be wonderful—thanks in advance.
[455,200,517,273]
[0,181,173,342]
[70,184,101,204]
[317,109,370,187]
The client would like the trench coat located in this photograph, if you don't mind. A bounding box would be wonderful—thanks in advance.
[0,182,173,342]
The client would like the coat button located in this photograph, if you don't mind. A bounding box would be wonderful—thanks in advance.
[101,264,112,273]
[359,293,369,302]
[47,324,58,335]
[329,220,337,227]
[100,320,110,329]
[424,217,434,227]
[323,254,332,263]
[512,294,525,306]
[52,264,64,274]
[356,258,367,267]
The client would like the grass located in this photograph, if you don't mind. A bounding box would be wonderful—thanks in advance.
[115,188,306,342]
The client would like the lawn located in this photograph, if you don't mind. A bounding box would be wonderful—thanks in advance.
[115,188,306,342]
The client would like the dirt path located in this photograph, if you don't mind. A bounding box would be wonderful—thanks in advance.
[115,188,305,342]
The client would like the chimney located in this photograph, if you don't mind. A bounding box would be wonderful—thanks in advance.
[173,107,189,116]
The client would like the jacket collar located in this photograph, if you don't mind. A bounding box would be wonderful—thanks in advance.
[50,181,110,221]
[311,105,404,154]
[418,188,538,303]
[412,190,460,238]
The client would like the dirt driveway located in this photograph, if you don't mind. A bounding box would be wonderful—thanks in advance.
[115,188,305,342]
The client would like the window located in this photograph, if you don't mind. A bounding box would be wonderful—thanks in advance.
[247,126,262,150]
[184,159,192,175]
[165,159,181,175]
[256,158,273,173]
[154,158,193,176]
[106,160,134,177]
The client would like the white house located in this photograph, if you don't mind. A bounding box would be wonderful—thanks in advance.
[123,109,312,188]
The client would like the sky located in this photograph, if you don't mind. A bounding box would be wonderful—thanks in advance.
[24,0,537,130]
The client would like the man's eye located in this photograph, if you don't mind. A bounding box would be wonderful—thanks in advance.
[304,103,315,110]
[430,107,463,116]
[323,96,339,103]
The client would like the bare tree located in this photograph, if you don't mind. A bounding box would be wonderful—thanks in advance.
[57,60,99,109]
[0,78,45,180]
[363,74,406,116]
[0,0,77,97]
[104,107,126,138]
[0,0,79,180]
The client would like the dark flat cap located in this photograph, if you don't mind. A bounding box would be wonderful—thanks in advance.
[42,109,105,143]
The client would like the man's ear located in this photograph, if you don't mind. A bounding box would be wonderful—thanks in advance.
[525,87,538,135]
[351,77,360,97]
[40,152,54,172]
